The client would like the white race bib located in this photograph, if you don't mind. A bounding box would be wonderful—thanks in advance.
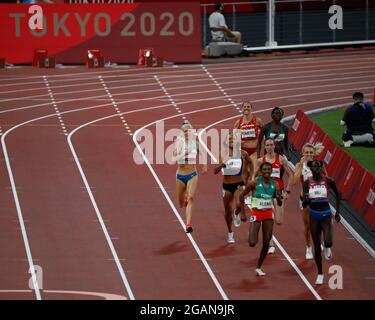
[241,129,256,138]
[252,197,273,210]
[309,185,327,199]
[270,133,285,142]
[271,168,281,178]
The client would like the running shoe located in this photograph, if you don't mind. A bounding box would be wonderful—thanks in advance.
[233,210,241,227]
[268,245,276,254]
[227,232,235,244]
[255,268,266,276]
[186,224,193,233]
[305,246,313,260]
[315,274,324,285]
[324,247,333,260]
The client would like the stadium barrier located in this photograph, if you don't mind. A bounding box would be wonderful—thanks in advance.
[289,110,375,228]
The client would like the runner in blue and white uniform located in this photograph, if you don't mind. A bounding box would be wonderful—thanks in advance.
[214,133,253,243]
[173,120,207,233]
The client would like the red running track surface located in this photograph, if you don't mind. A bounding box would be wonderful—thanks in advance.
[0,51,374,300]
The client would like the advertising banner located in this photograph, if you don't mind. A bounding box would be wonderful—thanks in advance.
[0,3,201,64]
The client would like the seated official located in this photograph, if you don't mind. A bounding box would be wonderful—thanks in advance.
[341,91,375,147]
[208,2,241,43]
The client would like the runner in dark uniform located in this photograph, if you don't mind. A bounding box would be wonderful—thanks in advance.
[302,160,341,285]
[257,107,290,159]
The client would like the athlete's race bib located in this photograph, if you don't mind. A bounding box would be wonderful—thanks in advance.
[226,159,242,170]
[270,133,285,142]
[251,197,273,210]
[309,185,328,199]
[241,129,256,138]
[271,168,281,178]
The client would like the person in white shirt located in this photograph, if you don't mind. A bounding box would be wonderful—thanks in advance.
[209,2,241,43]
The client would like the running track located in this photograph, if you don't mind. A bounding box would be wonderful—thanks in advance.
[0,51,374,300]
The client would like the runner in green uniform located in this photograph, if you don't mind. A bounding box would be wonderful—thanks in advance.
[240,162,282,276]
[257,107,290,159]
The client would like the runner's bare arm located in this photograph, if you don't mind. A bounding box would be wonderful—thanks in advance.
[282,156,294,193]
[326,177,341,222]
[234,119,240,129]
[214,156,224,175]
[240,180,256,204]
[257,125,267,158]
[274,181,282,207]
[292,162,302,186]
[302,180,310,208]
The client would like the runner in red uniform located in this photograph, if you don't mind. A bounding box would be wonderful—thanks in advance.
[234,101,263,180]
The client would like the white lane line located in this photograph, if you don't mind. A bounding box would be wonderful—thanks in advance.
[98,75,132,136]
[154,75,184,120]
[2,81,366,301]
[1,73,373,115]
[197,112,329,301]
[0,289,127,300]
[1,53,373,84]
[43,76,68,136]
[282,110,375,259]
[201,65,241,114]
[3,61,372,103]
[1,134,42,300]
[1,62,373,96]
[0,66,374,97]
[67,129,135,299]
[2,86,372,300]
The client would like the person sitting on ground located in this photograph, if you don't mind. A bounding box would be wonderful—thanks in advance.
[341,91,375,147]
[208,2,241,44]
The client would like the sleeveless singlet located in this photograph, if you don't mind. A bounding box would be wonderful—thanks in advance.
[222,157,243,176]
[251,176,276,210]
[239,117,260,141]
[176,137,197,164]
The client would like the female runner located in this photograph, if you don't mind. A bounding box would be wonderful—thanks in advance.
[173,120,207,233]
[302,160,341,284]
[234,101,263,179]
[214,132,253,243]
[257,107,290,159]
[292,142,325,259]
[256,138,293,253]
[240,162,282,276]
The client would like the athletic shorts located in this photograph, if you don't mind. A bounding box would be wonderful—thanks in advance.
[222,181,245,195]
[249,208,274,222]
[242,147,257,156]
[176,171,197,185]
